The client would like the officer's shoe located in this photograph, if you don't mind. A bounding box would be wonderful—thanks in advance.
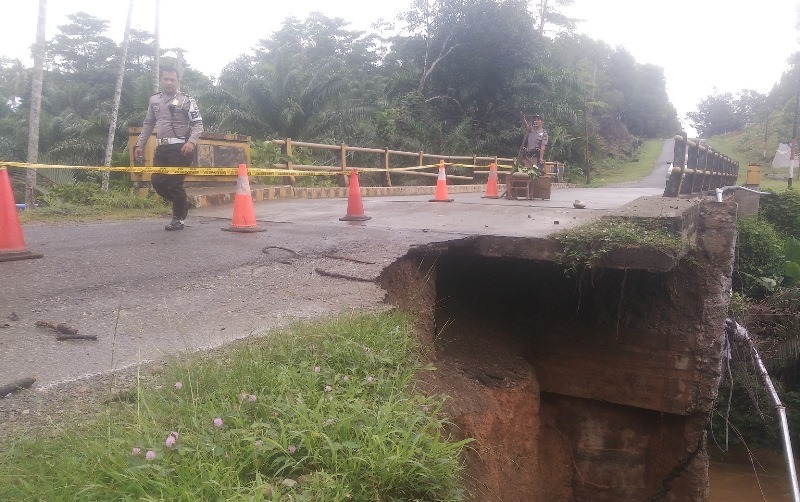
[165,217,185,231]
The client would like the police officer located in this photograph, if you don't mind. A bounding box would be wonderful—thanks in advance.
[521,112,548,167]
[134,65,203,231]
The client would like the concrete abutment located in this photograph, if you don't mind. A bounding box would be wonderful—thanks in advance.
[378,200,738,501]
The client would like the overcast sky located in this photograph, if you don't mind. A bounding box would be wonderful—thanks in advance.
[4,0,800,134]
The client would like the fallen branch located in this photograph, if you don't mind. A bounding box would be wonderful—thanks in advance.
[56,334,98,341]
[0,376,37,398]
[35,321,78,335]
[314,268,375,283]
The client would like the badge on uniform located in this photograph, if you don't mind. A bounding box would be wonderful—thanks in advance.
[188,97,202,122]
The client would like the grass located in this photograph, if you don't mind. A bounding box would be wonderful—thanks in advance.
[18,203,168,223]
[17,184,171,224]
[706,132,795,192]
[555,216,683,273]
[0,311,469,501]
[587,138,665,187]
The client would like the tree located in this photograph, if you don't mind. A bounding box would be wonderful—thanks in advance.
[103,0,134,190]
[48,12,117,73]
[606,48,679,137]
[207,14,379,143]
[534,0,576,35]
[687,92,743,137]
[25,0,46,210]
[126,29,156,73]
[734,90,767,127]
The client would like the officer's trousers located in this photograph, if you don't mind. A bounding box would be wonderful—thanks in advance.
[151,143,192,219]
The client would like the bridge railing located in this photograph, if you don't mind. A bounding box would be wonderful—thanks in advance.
[269,138,521,185]
[663,135,739,197]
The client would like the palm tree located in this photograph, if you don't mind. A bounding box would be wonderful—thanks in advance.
[25,0,46,210]
[103,0,134,190]
[153,0,160,93]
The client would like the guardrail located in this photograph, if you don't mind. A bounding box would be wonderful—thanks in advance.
[269,138,519,185]
[269,138,567,184]
[663,135,739,197]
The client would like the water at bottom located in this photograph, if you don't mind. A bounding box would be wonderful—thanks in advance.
[709,447,795,502]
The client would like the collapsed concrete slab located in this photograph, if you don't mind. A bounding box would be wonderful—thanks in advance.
[378,199,738,501]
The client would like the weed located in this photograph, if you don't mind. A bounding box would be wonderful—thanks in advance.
[0,312,469,501]
[555,217,682,274]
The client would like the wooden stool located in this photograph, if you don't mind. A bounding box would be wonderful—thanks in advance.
[506,173,532,200]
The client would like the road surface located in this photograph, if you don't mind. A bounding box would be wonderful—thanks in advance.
[1,159,667,390]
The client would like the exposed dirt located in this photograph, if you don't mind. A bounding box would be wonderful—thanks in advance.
[377,201,737,502]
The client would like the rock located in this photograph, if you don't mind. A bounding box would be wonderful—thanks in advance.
[573,200,587,209]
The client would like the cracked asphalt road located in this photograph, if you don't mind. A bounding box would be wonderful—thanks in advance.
[1,177,664,391]
[1,217,448,390]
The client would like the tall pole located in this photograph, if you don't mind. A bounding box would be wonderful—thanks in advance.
[763,109,769,159]
[153,0,160,93]
[25,0,47,211]
[103,0,134,190]
[791,75,799,189]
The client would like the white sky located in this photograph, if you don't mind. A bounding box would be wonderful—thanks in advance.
[3,0,800,134]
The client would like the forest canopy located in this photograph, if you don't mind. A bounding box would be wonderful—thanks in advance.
[0,0,684,174]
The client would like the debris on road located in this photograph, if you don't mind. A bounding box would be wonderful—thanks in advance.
[314,267,375,283]
[35,320,79,335]
[55,334,98,341]
[0,376,37,398]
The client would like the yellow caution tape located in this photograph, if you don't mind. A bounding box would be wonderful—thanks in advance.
[1,160,516,175]
[0,162,339,177]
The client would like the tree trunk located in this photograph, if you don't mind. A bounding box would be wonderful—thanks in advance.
[103,0,135,190]
[153,0,160,93]
[537,0,549,36]
[25,0,46,210]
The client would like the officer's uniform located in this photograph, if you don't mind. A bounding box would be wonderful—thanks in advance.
[135,91,203,225]
[524,126,549,165]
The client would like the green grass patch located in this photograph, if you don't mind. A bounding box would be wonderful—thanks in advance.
[555,217,683,273]
[587,138,665,187]
[705,132,791,191]
[18,202,168,223]
[18,182,170,223]
[0,311,469,501]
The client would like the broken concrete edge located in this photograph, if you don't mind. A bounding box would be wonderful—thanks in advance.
[189,182,579,208]
[401,197,711,274]
[594,197,703,272]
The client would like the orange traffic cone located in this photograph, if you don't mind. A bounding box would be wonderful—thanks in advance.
[482,162,499,199]
[222,164,266,233]
[0,167,43,262]
[340,169,371,221]
[429,160,454,202]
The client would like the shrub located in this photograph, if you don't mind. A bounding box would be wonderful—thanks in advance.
[46,182,159,209]
[760,189,800,239]
[733,216,785,298]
